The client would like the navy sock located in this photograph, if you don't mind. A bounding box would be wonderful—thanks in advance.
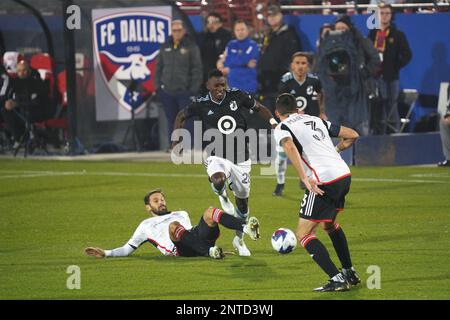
[212,208,244,232]
[301,234,340,278]
[327,223,352,269]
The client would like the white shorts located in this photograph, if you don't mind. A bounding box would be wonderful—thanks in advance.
[204,156,251,199]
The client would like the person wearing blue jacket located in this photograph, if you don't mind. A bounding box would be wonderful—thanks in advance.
[217,20,259,94]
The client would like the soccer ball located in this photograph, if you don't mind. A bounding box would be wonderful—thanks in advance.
[271,228,297,254]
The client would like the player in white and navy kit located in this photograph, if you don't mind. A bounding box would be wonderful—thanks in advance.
[172,69,274,256]
[274,93,360,292]
[85,189,260,260]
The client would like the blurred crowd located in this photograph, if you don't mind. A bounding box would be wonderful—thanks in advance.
[155,2,413,141]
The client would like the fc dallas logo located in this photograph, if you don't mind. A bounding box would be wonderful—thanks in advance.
[93,12,170,112]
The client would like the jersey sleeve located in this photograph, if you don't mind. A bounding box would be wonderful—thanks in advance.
[127,222,149,249]
[322,120,341,137]
[274,124,293,147]
[315,78,322,92]
[184,102,201,119]
[236,89,257,110]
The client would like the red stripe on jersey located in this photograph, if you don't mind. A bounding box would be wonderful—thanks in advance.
[147,237,178,256]
[322,173,352,185]
[300,155,320,182]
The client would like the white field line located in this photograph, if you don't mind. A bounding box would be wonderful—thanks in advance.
[0,170,449,184]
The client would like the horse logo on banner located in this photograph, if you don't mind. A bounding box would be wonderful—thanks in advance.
[93,11,170,113]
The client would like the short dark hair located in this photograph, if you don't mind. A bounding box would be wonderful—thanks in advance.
[207,68,224,80]
[206,12,223,22]
[291,51,314,65]
[276,93,297,116]
[233,19,248,28]
[144,189,165,205]
[379,2,395,19]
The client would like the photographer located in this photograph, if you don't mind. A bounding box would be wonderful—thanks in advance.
[0,60,48,147]
[317,16,380,135]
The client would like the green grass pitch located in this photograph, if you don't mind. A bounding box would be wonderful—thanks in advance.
[1,158,449,299]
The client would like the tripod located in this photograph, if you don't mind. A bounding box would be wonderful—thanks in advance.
[12,108,45,158]
[122,105,142,152]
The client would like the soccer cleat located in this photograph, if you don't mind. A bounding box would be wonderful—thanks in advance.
[232,236,251,256]
[342,268,361,286]
[313,279,350,292]
[243,217,260,240]
[209,246,225,259]
[437,160,450,167]
[272,183,284,196]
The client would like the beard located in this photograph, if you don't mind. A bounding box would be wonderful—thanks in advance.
[152,205,169,216]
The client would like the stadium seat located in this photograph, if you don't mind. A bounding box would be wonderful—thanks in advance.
[30,53,56,98]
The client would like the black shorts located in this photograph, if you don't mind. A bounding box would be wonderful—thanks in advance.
[299,176,351,223]
[176,216,220,257]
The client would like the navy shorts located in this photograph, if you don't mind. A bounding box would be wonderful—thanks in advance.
[176,217,220,257]
[299,176,351,222]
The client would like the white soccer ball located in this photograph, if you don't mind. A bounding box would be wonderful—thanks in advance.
[271,228,297,254]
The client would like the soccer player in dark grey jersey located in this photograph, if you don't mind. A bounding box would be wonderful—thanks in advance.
[172,69,275,256]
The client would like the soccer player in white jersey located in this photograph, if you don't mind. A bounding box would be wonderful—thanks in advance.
[85,189,260,260]
[273,93,361,292]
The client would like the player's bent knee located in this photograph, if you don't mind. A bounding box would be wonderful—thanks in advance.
[203,207,216,225]
[169,222,181,239]
[322,222,334,232]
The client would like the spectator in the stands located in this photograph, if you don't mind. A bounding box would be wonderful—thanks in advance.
[217,20,260,94]
[258,4,302,112]
[199,12,232,85]
[368,3,412,134]
[438,89,450,167]
[154,20,203,149]
[0,60,49,147]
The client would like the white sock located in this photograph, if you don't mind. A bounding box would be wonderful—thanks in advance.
[218,191,235,215]
[275,152,287,184]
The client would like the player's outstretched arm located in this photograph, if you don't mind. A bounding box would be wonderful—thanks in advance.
[253,101,277,127]
[335,126,359,153]
[85,247,106,258]
[85,243,136,258]
[281,137,324,196]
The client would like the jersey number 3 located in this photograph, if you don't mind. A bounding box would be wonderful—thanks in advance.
[305,121,325,141]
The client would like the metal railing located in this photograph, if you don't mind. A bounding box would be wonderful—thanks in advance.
[177,2,450,12]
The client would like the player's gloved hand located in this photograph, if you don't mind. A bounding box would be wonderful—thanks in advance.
[85,247,106,258]
[303,178,324,196]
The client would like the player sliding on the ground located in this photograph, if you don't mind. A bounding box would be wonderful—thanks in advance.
[273,93,361,292]
[172,69,275,257]
[85,189,260,260]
